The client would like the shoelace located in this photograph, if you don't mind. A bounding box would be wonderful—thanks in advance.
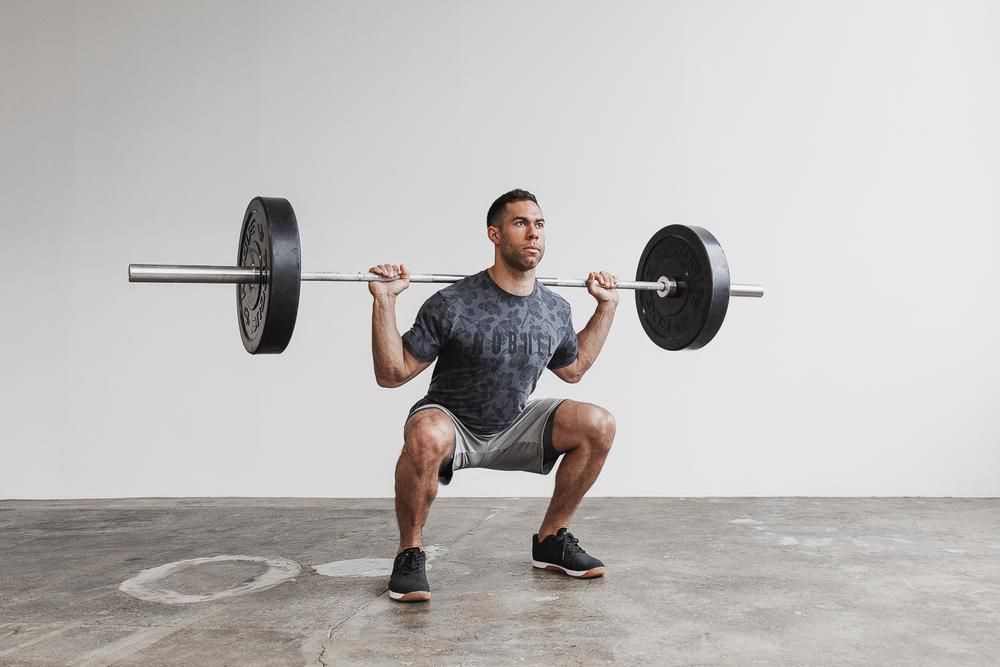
[562,532,586,558]
[398,549,424,575]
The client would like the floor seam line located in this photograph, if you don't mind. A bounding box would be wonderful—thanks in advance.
[317,587,389,663]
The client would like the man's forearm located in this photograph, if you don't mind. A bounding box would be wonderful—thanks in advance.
[573,301,618,376]
[372,294,406,384]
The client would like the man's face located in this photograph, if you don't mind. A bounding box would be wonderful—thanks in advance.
[490,199,545,272]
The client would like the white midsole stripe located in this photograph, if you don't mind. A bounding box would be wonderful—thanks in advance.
[531,560,596,577]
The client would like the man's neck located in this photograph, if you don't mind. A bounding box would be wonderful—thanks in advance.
[487,262,535,297]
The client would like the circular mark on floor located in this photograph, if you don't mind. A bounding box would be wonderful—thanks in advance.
[315,558,394,577]
[314,545,446,578]
[119,554,301,604]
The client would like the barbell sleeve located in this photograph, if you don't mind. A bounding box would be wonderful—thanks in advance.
[128,264,262,283]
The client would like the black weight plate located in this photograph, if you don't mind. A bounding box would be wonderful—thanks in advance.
[634,225,730,350]
[237,197,301,354]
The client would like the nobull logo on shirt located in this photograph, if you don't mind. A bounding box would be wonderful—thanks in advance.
[472,331,553,357]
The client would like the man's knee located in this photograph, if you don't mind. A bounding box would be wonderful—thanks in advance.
[582,405,616,452]
[403,410,455,468]
[554,401,615,454]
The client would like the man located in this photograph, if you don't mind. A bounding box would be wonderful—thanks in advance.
[369,189,618,602]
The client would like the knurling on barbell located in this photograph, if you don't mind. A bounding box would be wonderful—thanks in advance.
[128,196,763,354]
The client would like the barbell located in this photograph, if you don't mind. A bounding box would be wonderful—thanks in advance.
[128,196,763,354]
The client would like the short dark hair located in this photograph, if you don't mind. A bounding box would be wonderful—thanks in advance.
[486,189,538,228]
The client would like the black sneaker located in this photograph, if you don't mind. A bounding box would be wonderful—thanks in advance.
[532,528,606,578]
[389,547,431,602]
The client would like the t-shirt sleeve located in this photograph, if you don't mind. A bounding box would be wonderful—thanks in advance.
[547,307,579,370]
[401,292,452,362]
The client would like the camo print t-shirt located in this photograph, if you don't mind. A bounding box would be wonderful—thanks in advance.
[402,270,578,434]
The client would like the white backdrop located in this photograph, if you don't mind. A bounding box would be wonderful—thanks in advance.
[2,0,998,498]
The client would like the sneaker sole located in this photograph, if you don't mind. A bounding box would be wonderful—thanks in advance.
[531,560,606,578]
[389,589,431,602]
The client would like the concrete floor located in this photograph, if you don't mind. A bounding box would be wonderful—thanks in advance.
[0,498,998,666]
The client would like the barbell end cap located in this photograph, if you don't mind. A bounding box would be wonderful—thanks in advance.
[656,276,671,298]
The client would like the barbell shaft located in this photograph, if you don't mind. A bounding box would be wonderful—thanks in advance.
[127,264,765,298]
[307,271,676,293]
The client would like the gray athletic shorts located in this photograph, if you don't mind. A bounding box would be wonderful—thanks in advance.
[408,398,567,485]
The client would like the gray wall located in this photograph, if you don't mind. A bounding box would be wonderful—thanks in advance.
[2,0,998,498]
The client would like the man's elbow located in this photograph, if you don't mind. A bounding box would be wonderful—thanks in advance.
[557,364,585,384]
[375,370,404,388]
[567,358,594,383]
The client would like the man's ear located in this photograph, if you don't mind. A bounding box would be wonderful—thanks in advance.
[487,225,500,246]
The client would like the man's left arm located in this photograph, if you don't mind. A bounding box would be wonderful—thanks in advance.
[551,271,619,384]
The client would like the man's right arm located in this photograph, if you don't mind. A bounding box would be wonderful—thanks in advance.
[369,263,432,388]
[371,293,431,387]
